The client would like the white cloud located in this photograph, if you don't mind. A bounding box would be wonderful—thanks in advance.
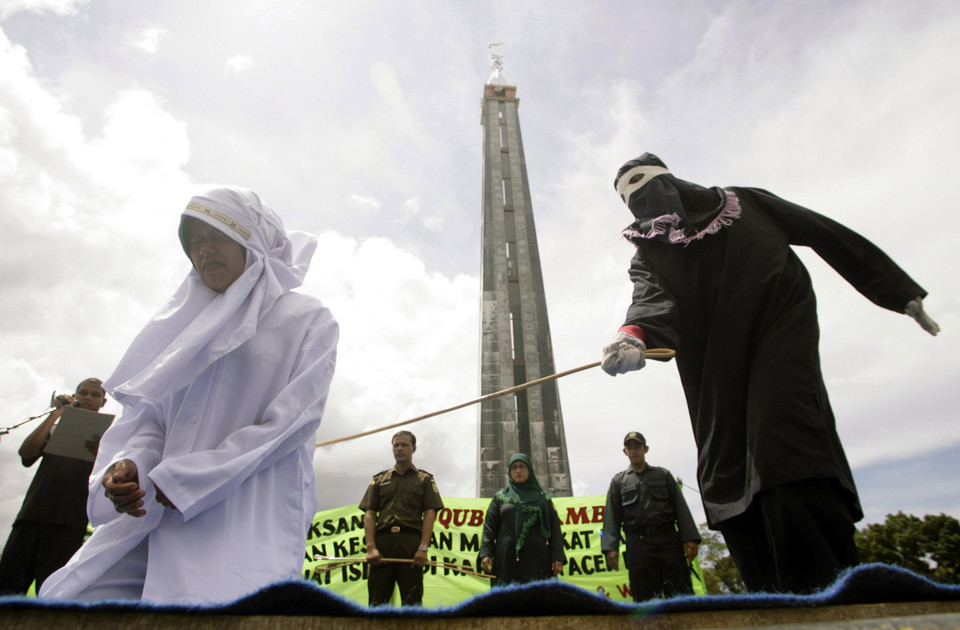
[402,197,419,218]
[421,216,444,232]
[348,193,381,212]
[0,0,87,19]
[225,54,253,75]
[0,28,87,166]
[0,22,197,542]
[129,27,166,54]
[395,198,446,232]
[86,89,191,192]
[304,232,480,504]
[0,109,18,175]
[368,60,424,144]
[370,61,403,108]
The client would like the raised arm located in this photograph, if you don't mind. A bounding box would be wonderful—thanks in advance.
[746,187,930,315]
[18,393,70,464]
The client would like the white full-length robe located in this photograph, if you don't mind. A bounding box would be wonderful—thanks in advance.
[41,186,338,604]
[41,292,337,603]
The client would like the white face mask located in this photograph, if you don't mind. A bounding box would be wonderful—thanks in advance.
[616,165,671,204]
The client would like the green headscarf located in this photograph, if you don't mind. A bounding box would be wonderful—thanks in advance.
[495,453,552,558]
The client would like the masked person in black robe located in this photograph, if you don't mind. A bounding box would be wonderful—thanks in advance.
[479,453,565,586]
[601,153,939,594]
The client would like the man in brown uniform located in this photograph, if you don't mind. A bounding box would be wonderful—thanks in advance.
[359,430,444,606]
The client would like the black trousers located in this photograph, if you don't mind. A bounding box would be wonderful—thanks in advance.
[717,478,859,593]
[367,529,424,606]
[624,529,693,602]
[0,522,86,595]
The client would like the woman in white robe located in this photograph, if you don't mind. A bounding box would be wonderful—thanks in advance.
[40,186,338,604]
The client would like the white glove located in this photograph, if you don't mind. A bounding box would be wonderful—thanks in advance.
[601,331,646,376]
[904,297,940,336]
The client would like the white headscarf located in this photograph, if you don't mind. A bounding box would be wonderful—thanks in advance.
[105,186,317,408]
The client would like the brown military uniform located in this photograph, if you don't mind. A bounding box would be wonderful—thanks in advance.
[359,465,443,606]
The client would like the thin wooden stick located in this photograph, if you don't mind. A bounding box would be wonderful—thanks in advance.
[388,558,491,580]
[314,555,492,580]
[312,556,368,577]
[315,555,364,562]
[382,557,485,575]
[314,561,360,575]
[315,349,675,448]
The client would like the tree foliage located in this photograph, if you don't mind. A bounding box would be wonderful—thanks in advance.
[855,512,960,584]
[696,523,745,594]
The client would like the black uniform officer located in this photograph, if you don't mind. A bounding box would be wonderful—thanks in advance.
[602,431,700,601]
[359,430,444,606]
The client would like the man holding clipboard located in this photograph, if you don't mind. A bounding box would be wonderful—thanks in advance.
[0,378,112,594]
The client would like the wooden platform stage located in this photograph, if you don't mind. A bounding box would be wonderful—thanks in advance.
[2,600,960,630]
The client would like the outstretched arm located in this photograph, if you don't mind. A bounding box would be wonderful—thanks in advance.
[748,187,932,317]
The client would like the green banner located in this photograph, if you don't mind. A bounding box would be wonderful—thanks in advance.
[303,495,704,607]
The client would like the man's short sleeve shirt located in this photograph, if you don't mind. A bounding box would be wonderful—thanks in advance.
[16,453,94,532]
[359,465,444,532]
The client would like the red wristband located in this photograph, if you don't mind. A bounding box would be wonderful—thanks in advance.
[618,325,646,342]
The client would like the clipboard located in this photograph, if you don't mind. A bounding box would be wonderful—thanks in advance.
[43,406,115,462]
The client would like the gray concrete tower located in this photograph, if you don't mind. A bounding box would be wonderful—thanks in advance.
[477,46,572,498]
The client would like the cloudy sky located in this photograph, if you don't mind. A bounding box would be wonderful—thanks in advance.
[2,0,959,552]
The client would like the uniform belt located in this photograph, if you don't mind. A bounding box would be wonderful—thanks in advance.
[631,523,673,536]
[384,525,419,534]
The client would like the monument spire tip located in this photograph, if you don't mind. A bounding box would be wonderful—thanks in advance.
[487,42,509,86]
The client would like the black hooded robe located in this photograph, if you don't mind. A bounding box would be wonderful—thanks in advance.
[622,187,926,527]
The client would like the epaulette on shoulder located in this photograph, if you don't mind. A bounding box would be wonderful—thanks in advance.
[416,469,433,480]
[373,469,390,480]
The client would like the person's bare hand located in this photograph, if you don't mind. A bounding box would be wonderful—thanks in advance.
[412,548,427,568]
[103,459,146,517]
[606,550,620,571]
[551,560,564,576]
[84,434,101,456]
[684,542,699,561]
[480,557,493,573]
[51,392,75,409]
[155,486,178,511]
[366,546,382,566]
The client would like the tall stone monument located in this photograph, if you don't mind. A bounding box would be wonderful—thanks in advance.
[477,45,572,498]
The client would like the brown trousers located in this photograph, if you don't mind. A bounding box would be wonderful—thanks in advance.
[367,529,424,606]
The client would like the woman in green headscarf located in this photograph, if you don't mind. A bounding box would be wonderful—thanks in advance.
[478,453,565,586]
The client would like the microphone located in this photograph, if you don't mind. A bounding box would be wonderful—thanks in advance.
[52,393,72,408]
